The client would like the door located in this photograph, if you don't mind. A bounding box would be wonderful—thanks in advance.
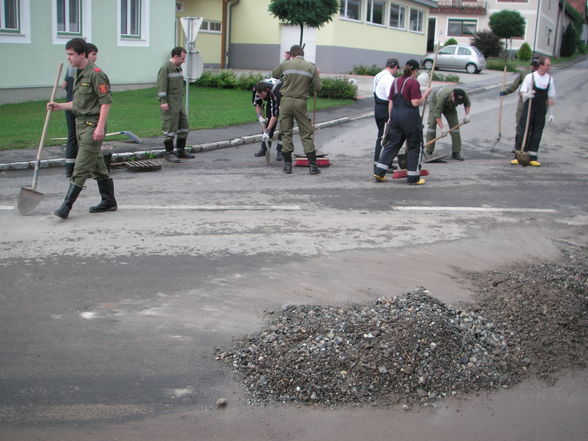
[437,45,456,69]
[427,17,436,52]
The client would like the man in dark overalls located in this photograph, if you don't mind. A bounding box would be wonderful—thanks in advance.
[372,58,399,171]
[373,60,431,185]
[511,56,556,167]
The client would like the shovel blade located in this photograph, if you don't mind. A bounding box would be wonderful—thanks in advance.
[515,151,531,166]
[17,187,44,215]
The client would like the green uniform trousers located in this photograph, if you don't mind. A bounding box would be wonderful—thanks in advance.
[426,108,461,154]
[279,97,315,154]
[161,108,189,141]
[71,119,109,187]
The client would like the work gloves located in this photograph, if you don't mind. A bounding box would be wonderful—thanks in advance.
[258,116,266,124]
[521,90,535,102]
[441,129,450,138]
[463,115,471,124]
[548,112,554,125]
[261,131,270,142]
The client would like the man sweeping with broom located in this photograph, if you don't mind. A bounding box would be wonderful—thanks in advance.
[48,38,117,219]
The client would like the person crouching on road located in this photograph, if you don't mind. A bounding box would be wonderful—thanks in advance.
[48,38,117,219]
[426,87,471,161]
[372,60,432,185]
[272,44,322,175]
[372,58,399,172]
[511,56,555,167]
[252,78,284,161]
[157,46,193,163]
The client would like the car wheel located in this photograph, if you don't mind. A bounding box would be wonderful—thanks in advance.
[465,63,478,74]
[423,59,434,70]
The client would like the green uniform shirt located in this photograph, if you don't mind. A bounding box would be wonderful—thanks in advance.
[272,56,321,99]
[429,86,471,120]
[157,61,184,108]
[503,66,532,95]
[72,62,112,117]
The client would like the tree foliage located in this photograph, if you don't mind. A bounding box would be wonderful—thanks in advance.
[516,42,532,61]
[268,0,339,46]
[560,23,577,57]
[489,10,525,39]
[470,30,503,58]
[444,38,458,47]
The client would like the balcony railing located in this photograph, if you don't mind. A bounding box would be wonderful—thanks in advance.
[435,0,487,14]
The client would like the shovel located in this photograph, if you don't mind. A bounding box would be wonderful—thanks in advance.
[17,62,63,215]
[515,97,533,166]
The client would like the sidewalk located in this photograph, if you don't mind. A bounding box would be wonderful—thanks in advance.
[0,66,541,171]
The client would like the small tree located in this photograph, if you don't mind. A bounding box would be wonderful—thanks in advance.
[516,42,532,61]
[268,0,339,47]
[560,23,577,57]
[471,30,503,58]
[444,38,459,46]
[489,10,525,60]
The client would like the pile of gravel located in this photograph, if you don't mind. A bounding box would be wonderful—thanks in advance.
[217,246,587,406]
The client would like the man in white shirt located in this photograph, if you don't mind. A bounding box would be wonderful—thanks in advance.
[511,56,556,167]
[372,58,399,170]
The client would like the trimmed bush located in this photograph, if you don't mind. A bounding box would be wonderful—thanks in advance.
[516,42,532,61]
[560,23,577,57]
[316,77,357,100]
[444,38,458,46]
[485,59,518,72]
[351,64,381,76]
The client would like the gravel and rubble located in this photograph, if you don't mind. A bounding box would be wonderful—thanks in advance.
[217,246,588,407]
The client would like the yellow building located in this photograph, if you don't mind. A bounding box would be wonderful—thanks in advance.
[176,0,436,73]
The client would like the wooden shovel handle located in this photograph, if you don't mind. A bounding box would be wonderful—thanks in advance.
[424,122,465,147]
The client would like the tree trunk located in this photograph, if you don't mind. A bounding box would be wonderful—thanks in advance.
[299,23,304,46]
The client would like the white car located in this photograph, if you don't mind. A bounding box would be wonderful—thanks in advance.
[422,44,486,74]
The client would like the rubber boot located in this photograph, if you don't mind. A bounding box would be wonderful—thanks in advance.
[65,163,75,178]
[282,151,292,174]
[54,183,83,219]
[254,142,267,157]
[276,144,284,161]
[307,151,321,175]
[89,178,117,213]
[164,138,180,163]
[176,138,194,159]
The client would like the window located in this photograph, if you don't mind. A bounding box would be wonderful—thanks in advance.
[1,0,19,32]
[121,0,140,37]
[201,19,221,33]
[340,0,362,21]
[448,19,476,37]
[56,0,81,35]
[409,8,423,33]
[457,47,471,55]
[439,46,456,55]
[367,0,385,25]
[389,4,405,29]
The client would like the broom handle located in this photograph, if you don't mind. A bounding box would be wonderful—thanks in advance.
[520,97,533,153]
[424,122,464,147]
[498,65,507,135]
[421,43,440,119]
[313,92,317,128]
[31,62,63,190]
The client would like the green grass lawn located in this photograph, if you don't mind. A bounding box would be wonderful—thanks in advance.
[0,86,354,151]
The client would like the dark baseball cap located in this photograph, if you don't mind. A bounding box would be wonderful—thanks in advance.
[386,58,399,68]
[406,59,420,70]
[453,88,466,104]
[531,56,539,67]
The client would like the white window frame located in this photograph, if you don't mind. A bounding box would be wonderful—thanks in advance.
[117,0,150,47]
[52,0,90,44]
[408,7,424,33]
[340,0,363,22]
[56,0,82,36]
[200,19,221,34]
[366,0,385,26]
[0,0,30,43]
[389,3,406,30]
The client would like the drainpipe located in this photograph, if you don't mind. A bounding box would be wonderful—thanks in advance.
[532,0,541,55]
[221,0,240,68]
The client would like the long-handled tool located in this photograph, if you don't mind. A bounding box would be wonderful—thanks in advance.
[52,130,142,143]
[17,62,63,215]
[490,65,508,149]
[515,97,533,166]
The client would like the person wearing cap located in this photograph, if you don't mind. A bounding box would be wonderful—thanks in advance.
[502,57,539,140]
[272,44,322,175]
[511,56,555,167]
[372,58,399,171]
[372,59,432,185]
[425,87,471,160]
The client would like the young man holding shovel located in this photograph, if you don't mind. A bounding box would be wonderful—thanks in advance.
[48,38,117,219]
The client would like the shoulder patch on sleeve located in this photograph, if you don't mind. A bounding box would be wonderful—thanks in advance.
[94,67,101,72]
[98,84,109,94]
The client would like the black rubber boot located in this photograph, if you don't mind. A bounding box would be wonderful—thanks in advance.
[452,152,464,161]
[307,151,321,175]
[164,138,180,163]
[254,142,267,157]
[176,138,194,159]
[89,178,117,213]
[55,183,83,219]
[282,151,292,174]
[65,163,75,178]
[276,144,284,161]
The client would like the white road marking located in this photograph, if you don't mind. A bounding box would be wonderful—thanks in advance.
[0,206,15,210]
[392,206,557,213]
[121,204,302,211]
[80,311,97,319]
